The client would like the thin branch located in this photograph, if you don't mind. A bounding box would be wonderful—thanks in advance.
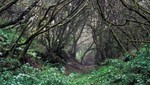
[0,1,39,28]
[95,0,129,26]
[119,0,150,24]
[0,0,18,14]
[129,40,150,43]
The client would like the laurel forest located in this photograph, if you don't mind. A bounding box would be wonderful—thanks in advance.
[0,0,150,85]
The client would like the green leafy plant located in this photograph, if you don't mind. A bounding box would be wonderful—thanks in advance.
[0,28,150,85]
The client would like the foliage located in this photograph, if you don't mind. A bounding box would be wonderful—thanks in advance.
[0,28,36,57]
[0,28,23,56]
[0,29,18,47]
[0,44,150,85]
[0,58,21,72]
[0,0,150,84]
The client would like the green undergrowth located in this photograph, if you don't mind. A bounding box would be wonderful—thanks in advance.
[0,44,150,85]
[0,29,18,48]
[0,28,150,85]
[0,28,40,57]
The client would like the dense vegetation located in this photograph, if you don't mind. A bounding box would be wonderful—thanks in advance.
[1,46,150,85]
[0,0,150,85]
[0,29,150,85]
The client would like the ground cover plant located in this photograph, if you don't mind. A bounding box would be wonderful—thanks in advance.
[0,39,150,85]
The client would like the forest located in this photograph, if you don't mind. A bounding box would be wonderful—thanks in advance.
[0,0,150,85]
